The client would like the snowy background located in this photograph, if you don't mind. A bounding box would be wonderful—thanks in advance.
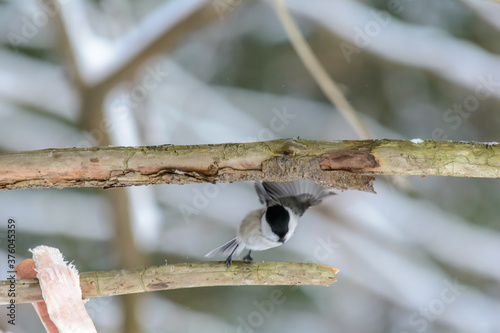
[1,0,500,332]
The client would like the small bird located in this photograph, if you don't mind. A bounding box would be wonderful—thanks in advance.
[205,179,336,267]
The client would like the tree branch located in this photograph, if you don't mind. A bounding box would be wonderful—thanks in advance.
[0,262,338,305]
[1,139,499,191]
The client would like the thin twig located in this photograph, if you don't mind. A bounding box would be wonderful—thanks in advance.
[0,262,339,305]
[272,0,373,140]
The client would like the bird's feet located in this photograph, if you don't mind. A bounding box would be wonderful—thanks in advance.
[243,251,253,264]
[225,255,233,269]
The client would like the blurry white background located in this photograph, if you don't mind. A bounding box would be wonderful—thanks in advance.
[1,0,500,332]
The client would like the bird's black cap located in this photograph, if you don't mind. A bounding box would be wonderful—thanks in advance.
[265,205,289,241]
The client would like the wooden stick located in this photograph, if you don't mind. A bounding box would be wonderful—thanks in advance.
[0,262,339,305]
[1,139,500,191]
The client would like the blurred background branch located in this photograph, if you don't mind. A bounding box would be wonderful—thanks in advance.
[272,0,373,140]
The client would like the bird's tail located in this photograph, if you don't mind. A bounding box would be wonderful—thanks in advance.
[204,237,240,258]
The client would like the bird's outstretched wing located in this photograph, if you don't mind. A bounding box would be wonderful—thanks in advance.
[255,179,335,216]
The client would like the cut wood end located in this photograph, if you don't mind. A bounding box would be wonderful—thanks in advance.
[318,264,340,275]
[16,259,37,279]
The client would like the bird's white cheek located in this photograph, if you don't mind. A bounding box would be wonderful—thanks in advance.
[283,229,295,243]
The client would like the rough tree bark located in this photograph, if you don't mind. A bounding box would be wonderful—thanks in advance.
[1,139,499,191]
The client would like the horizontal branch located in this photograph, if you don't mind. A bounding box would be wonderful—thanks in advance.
[0,262,338,304]
[1,139,499,191]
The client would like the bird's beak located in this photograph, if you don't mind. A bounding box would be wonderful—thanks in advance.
[279,237,285,243]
